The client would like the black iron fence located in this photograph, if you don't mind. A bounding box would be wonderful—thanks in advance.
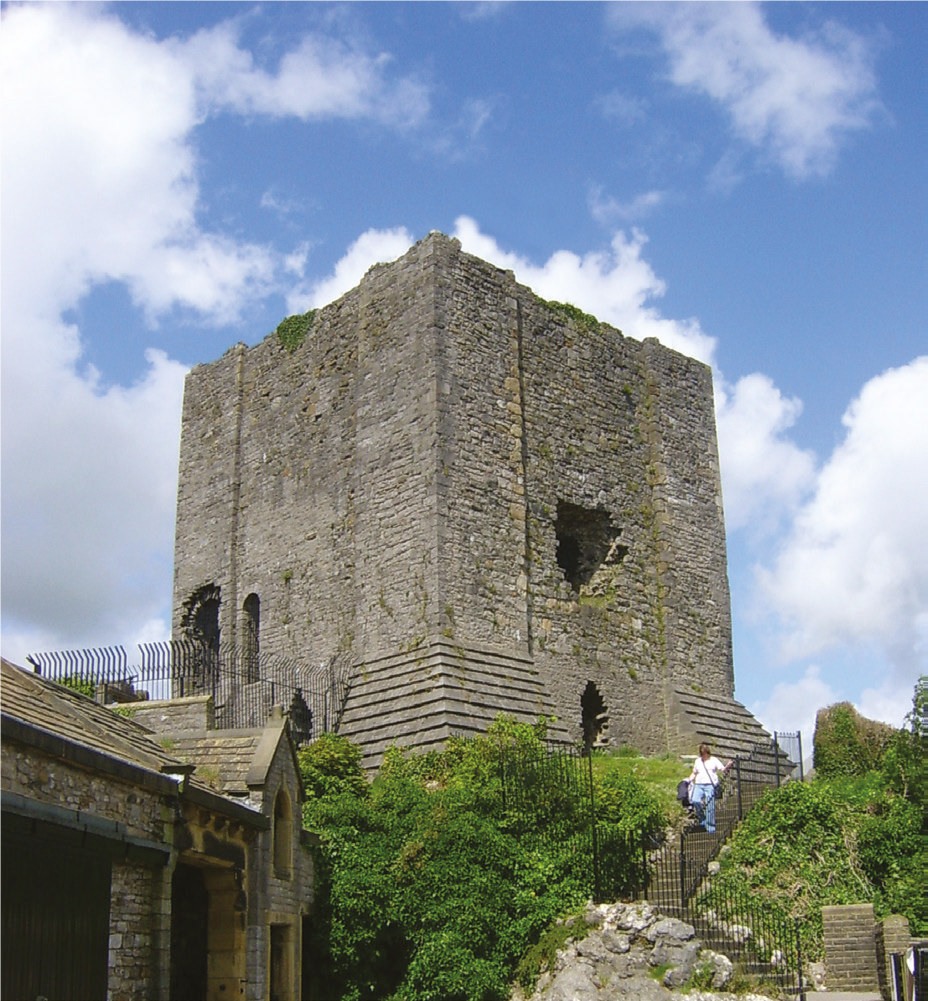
[641,737,806,996]
[499,736,806,995]
[644,837,805,997]
[26,641,352,745]
[499,740,651,904]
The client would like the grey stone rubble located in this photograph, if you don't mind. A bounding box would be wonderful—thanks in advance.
[513,901,773,1001]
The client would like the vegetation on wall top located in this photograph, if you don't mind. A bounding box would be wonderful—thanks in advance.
[813,700,897,778]
[275,308,317,353]
[714,679,926,961]
[544,299,603,336]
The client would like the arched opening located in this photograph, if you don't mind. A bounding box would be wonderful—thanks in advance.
[581,681,609,753]
[181,584,221,653]
[243,593,260,683]
[273,789,292,880]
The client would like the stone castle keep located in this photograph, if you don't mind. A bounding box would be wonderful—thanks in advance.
[173,232,767,766]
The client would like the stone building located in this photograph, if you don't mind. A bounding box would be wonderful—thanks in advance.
[0,658,313,1000]
[173,232,769,767]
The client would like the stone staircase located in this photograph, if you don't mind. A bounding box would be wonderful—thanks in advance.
[642,742,801,985]
[337,638,569,769]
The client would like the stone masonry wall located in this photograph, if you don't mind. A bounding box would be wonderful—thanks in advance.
[1,740,167,844]
[108,860,157,1001]
[172,233,734,756]
[877,914,912,1001]
[127,696,215,734]
[246,740,314,1001]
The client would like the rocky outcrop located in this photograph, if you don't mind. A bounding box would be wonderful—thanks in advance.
[514,901,771,1001]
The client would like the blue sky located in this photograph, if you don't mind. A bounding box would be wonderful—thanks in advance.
[2,1,926,749]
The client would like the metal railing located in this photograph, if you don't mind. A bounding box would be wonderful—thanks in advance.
[498,740,650,904]
[640,737,806,996]
[26,641,352,744]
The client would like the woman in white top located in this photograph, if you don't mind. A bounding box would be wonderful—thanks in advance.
[687,743,732,833]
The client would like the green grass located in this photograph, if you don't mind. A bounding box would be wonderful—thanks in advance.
[590,749,690,824]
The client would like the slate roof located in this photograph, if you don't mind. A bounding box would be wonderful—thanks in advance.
[170,731,265,796]
[1,657,185,777]
[0,659,262,815]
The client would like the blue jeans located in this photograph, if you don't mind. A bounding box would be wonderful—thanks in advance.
[691,783,717,832]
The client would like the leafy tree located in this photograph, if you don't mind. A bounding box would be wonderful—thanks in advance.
[301,716,665,999]
[880,677,926,811]
[298,731,368,801]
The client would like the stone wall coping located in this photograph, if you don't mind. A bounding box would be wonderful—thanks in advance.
[124,695,213,709]
[2,712,268,830]
[245,717,305,804]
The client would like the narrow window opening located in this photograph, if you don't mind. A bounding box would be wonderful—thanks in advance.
[581,681,609,753]
[181,584,221,653]
[243,593,260,684]
[273,789,292,880]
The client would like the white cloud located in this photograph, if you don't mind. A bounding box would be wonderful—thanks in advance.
[757,358,928,682]
[589,187,666,224]
[857,681,918,732]
[595,91,647,127]
[749,662,915,760]
[452,216,717,365]
[450,0,516,20]
[177,21,429,127]
[749,665,836,753]
[614,2,881,178]
[286,228,417,313]
[0,3,429,657]
[715,373,817,532]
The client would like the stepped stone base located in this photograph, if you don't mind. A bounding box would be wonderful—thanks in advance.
[337,638,569,769]
[668,688,773,762]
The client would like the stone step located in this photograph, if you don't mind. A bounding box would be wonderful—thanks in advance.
[336,638,568,768]
[669,688,779,762]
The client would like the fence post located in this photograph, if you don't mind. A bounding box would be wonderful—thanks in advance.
[735,756,743,821]
[679,831,687,914]
[588,752,600,903]
[797,731,804,782]
[796,917,806,1001]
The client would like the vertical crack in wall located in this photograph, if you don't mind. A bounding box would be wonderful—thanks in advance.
[514,293,534,656]
[639,342,672,748]
[228,344,246,652]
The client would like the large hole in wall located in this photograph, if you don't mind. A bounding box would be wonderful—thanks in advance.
[181,584,221,652]
[555,501,627,592]
[581,680,609,753]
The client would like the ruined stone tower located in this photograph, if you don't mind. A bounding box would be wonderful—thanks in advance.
[173,233,766,766]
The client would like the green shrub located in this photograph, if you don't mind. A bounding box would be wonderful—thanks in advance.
[275,308,316,353]
[59,675,97,698]
[302,716,664,1000]
[813,702,895,779]
[514,914,592,989]
[714,760,927,960]
[880,677,926,811]
[298,732,368,802]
